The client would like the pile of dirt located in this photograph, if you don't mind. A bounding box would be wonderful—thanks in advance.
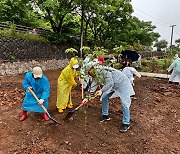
[0,69,179,154]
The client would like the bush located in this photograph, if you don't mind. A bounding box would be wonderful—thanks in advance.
[43,31,79,46]
[0,29,48,42]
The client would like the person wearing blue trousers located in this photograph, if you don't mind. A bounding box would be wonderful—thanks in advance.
[88,65,135,133]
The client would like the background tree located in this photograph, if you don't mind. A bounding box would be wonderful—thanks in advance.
[0,0,44,27]
[154,39,168,51]
[175,38,180,48]
[0,0,161,50]
[33,0,78,33]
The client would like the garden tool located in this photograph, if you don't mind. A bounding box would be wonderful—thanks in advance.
[63,93,99,121]
[82,81,84,100]
[28,87,60,124]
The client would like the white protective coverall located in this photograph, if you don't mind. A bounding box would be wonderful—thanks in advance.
[122,67,141,86]
[167,57,180,83]
[93,66,135,124]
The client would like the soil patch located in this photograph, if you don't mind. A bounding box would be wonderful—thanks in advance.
[0,69,179,154]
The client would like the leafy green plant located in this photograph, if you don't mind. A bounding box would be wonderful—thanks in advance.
[65,48,78,54]
[0,29,48,42]
[113,45,124,62]
[92,46,107,58]
[80,46,91,56]
[10,56,16,61]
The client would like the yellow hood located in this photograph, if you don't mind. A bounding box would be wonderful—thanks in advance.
[69,57,78,68]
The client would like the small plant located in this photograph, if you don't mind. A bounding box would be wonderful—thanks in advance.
[10,56,16,61]
[65,48,78,54]
[80,46,91,56]
[113,45,124,62]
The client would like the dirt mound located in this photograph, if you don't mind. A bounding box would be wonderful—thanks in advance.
[0,69,179,154]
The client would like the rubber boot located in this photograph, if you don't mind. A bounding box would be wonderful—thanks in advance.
[42,113,49,121]
[20,111,27,121]
[67,104,73,109]
[58,107,63,113]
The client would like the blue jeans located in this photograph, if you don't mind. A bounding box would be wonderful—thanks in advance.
[102,91,130,125]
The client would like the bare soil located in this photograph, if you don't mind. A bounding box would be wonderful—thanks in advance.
[0,69,179,154]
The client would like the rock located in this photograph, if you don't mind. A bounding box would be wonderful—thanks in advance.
[163,92,172,96]
[0,59,69,76]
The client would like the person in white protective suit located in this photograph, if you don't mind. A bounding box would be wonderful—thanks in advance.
[122,61,141,86]
[167,54,180,84]
[87,65,135,133]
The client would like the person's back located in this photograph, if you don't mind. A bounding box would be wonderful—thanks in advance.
[122,66,141,85]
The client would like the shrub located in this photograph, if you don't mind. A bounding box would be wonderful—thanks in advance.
[0,29,48,42]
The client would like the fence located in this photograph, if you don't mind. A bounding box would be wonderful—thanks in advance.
[141,51,167,59]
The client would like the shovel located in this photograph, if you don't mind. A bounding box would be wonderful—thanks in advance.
[63,94,98,121]
[28,87,60,124]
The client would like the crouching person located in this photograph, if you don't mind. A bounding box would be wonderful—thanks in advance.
[20,66,50,121]
[88,66,135,133]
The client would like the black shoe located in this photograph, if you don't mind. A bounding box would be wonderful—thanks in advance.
[120,124,130,133]
[99,115,111,122]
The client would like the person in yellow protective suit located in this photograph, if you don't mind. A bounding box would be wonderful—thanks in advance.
[56,57,79,113]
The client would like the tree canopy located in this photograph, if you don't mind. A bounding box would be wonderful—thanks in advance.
[0,0,161,49]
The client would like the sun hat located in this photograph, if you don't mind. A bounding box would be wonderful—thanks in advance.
[32,67,43,78]
[72,64,79,69]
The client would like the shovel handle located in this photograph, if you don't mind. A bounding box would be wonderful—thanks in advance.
[28,87,39,101]
[28,87,48,113]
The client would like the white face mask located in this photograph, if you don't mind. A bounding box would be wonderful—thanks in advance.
[72,64,79,69]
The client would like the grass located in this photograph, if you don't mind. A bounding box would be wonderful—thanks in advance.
[0,29,48,42]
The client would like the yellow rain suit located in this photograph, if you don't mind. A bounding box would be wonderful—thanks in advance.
[56,57,78,109]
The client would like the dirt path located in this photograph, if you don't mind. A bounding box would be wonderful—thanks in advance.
[0,69,179,154]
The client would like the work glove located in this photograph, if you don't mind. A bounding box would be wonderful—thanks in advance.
[38,99,44,106]
[82,98,88,105]
[28,86,32,91]
[95,90,102,96]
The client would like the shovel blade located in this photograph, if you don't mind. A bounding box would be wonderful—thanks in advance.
[46,112,61,124]
[49,117,61,124]
[63,111,75,121]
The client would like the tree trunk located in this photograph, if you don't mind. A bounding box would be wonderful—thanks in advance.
[80,3,84,58]
[57,17,64,34]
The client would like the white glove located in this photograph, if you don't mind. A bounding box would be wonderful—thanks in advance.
[38,99,44,106]
[95,90,102,96]
[28,86,32,91]
[82,98,88,105]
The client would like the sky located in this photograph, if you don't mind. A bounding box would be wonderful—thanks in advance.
[131,0,180,46]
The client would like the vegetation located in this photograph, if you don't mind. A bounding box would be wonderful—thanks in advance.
[1,0,180,74]
[140,58,173,73]
[0,28,48,42]
[0,0,160,49]
[154,39,168,51]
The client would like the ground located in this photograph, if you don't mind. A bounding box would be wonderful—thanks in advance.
[0,69,179,154]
